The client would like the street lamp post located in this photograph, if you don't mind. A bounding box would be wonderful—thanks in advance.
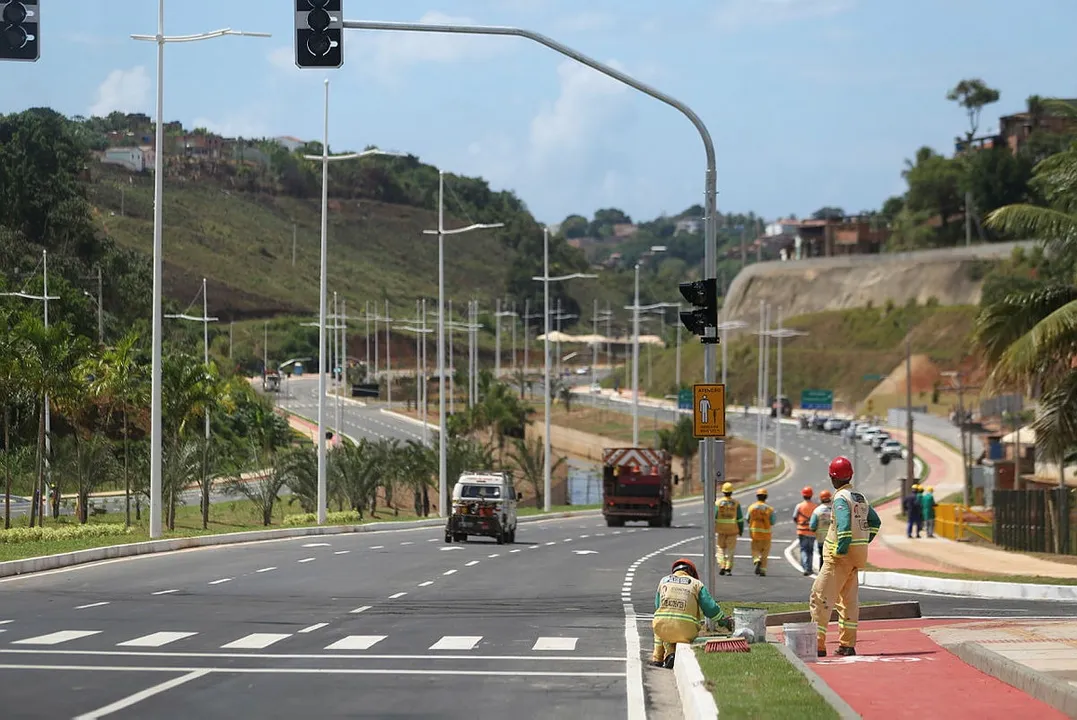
[762,312,807,462]
[632,263,641,445]
[533,227,597,511]
[132,1,270,539]
[422,170,503,517]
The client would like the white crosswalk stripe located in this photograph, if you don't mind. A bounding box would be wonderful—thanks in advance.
[220,633,292,649]
[325,635,386,650]
[118,631,198,648]
[533,637,578,651]
[13,630,101,645]
[429,635,482,651]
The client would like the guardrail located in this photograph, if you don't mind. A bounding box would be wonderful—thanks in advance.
[936,502,994,543]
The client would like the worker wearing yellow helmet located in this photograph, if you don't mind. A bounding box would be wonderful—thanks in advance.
[920,485,937,538]
[746,488,776,576]
[714,481,744,575]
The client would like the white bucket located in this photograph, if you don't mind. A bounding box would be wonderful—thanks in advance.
[732,607,767,644]
[783,622,818,663]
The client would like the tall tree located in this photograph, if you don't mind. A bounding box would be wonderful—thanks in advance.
[947,78,1001,141]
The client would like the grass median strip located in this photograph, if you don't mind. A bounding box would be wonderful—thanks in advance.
[694,642,838,719]
[865,565,1077,586]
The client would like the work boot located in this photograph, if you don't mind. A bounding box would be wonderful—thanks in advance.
[663,654,676,669]
[719,568,727,576]
[754,561,761,575]
[803,569,811,577]
[817,648,827,658]
[835,646,856,657]
[759,568,766,577]
[650,660,665,668]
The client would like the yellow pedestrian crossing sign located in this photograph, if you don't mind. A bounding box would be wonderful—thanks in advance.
[692,383,726,438]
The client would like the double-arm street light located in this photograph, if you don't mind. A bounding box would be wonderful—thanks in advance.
[762,310,807,460]
[591,301,613,390]
[623,297,679,443]
[495,300,517,379]
[399,300,433,445]
[134,1,270,539]
[532,226,597,512]
[422,171,503,517]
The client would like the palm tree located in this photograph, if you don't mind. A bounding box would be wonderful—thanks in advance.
[58,434,119,523]
[84,331,146,526]
[0,309,22,528]
[225,441,291,527]
[398,439,435,516]
[283,443,319,514]
[657,416,697,494]
[331,438,381,518]
[508,435,564,509]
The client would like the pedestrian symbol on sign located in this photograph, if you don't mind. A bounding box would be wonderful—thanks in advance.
[692,383,726,438]
[699,395,711,423]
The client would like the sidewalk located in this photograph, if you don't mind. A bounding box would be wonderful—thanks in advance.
[870,428,1077,580]
[776,618,1072,720]
[283,411,341,448]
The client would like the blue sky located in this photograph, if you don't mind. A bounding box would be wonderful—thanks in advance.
[4,0,1077,225]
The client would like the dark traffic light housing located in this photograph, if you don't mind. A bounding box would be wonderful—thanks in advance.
[679,277,719,344]
[295,0,343,68]
[0,1,39,62]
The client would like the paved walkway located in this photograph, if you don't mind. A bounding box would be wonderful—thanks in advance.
[871,429,1077,579]
[775,619,1071,720]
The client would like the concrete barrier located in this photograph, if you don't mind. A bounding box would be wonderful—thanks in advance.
[765,601,921,626]
[859,570,1077,602]
[950,642,1077,718]
[674,643,719,720]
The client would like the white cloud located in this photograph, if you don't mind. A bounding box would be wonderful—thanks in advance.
[267,46,295,72]
[527,59,629,169]
[189,114,271,140]
[714,0,857,29]
[360,11,511,80]
[88,66,151,117]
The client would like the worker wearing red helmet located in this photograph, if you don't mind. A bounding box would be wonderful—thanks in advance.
[809,456,882,658]
[651,558,732,668]
[792,486,818,577]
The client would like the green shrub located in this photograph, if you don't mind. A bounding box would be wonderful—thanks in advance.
[0,523,134,544]
[282,510,362,526]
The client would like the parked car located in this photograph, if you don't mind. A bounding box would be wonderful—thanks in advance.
[859,426,881,444]
[871,433,891,451]
[879,440,904,460]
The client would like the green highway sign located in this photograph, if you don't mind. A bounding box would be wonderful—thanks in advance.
[801,389,834,411]
[863,373,885,381]
[678,388,692,410]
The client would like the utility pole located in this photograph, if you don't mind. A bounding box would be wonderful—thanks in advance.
[385,299,392,409]
[511,301,517,377]
[965,191,973,248]
[495,298,501,379]
[523,298,530,389]
[905,335,915,498]
[96,265,104,345]
[292,222,297,267]
[448,298,455,415]
[365,300,370,371]
[263,321,268,375]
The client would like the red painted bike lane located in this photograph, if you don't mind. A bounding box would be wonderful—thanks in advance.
[799,619,1069,720]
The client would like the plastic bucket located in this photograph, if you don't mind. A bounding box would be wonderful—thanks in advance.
[783,622,818,663]
[732,607,767,644]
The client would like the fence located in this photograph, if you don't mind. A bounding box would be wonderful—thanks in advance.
[935,503,994,543]
[993,488,1075,556]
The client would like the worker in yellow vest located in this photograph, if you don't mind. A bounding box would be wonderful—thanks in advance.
[746,488,776,576]
[651,558,733,668]
[714,482,744,575]
[810,456,882,657]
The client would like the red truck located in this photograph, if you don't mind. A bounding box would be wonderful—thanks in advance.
[601,447,676,528]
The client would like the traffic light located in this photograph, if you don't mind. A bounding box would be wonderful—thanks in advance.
[678,277,719,344]
[0,1,39,62]
[295,0,343,68]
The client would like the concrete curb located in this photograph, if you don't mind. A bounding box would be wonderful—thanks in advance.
[859,570,1077,602]
[674,643,719,720]
[772,642,862,719]
[765,601,921,627]
[949,641,1077,718]
[0,507,629,580]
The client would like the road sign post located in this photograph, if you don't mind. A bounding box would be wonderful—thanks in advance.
[692,384,726,438]
[677,388,692,411]
[800,388,834,411]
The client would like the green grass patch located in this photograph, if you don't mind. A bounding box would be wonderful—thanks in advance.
[695,642,838,719]
[865,566,1077,585]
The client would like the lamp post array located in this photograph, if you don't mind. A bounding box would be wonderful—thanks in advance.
[422,170,503,517]
[763,311,808,460]
[531,226,597,512]
[495,300,517,380]
[133,0,270,539]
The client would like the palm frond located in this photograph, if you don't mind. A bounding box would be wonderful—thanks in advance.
[1032,370,1077,462]
[974,284,1077,367]
[991,297,1077,386]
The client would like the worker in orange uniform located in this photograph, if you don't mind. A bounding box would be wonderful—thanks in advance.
[793,486,818,576]
[715,481,744,575]
[651,558,733,668]
[746,488,776,576]
[810,456,882,657]
[809,490,834,572]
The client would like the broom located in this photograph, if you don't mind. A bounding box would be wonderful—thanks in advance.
[704,637,751,653]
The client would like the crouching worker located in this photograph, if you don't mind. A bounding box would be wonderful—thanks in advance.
[652,558,732,668]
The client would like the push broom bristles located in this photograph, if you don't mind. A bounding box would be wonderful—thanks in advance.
[704,637,751,653]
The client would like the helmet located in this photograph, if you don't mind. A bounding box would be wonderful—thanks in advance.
[828,456,854,482]
[819,490,832,502]
[801,486,813,499]
[671,558,699,579]
[756,488,768,498]
[913,484,922,492]
[925,486,934,493]
[721,482,734,494]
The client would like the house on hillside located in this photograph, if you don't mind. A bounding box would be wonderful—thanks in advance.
[180,132,225,159]
[999,101,1077,154]
[675,217,702,235]
[100,146,148,173]
[273,135,306,152]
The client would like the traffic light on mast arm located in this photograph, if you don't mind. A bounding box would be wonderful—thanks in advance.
[295,0,343,68]
[0,1,39,62]
[678,277,719,344]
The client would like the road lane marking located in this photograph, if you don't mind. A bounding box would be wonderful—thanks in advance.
[334,550,350,555]
[298,623,328,634]
[545,542,556,546]
[0,648,624,662]
[13,630,101,645]
[72,668,210,720]
[418,581,434,587]
[208,578,232,585]
[151,589,179,595]
[510,549,521,553]
[75,602,110,610]
[430,636,482,651]
[302,542,331,548]
[401,541,414,546]
[298,558,316,563]
[388,592,407,599]
[325,635,386,650]
[443,569,457,576]
[256,567,276,573]
[7,662,625,678]
[349,606,371,614]
[370,546,384,550]
[465,560,480,566]
[533,637,578,651]
[0,620,12,625]
[220,633,292,649]
[487,553,499,558]
[118,632,197,648]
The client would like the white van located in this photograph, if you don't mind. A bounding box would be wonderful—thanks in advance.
[445,471,518,544]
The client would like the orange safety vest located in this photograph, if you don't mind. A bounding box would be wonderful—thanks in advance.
[794,500,817,537]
